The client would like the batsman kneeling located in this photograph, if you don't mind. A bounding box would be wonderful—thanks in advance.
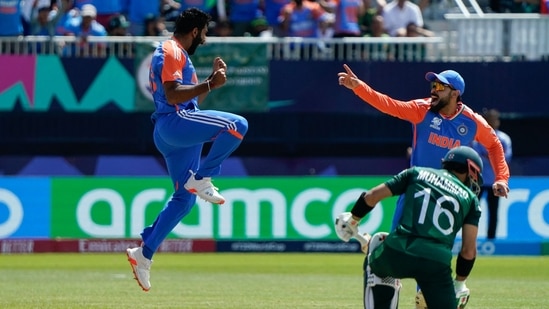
[335,146,483,309]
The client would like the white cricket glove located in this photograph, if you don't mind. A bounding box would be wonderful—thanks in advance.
[334,212,359,242]
[454,280,470,309]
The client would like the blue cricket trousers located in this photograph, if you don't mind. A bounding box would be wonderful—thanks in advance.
[140,109,248,255]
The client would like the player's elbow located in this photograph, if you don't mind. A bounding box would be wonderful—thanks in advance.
[164,90,182,105]
[163,82,183,105]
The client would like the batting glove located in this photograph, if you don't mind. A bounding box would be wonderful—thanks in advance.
[454,280,470,309]
[334,212,359,242]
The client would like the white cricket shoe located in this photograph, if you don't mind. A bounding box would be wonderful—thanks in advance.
[126,247,152,292]
[183,170,225,204]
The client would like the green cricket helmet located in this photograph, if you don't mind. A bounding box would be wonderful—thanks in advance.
[441,146,484,196]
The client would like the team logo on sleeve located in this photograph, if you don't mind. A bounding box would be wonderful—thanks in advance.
[430,117,442,130]
[457,124,468,136]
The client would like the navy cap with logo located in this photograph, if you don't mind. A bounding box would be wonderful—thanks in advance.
[425,70,465,95]
[109,15,130,30]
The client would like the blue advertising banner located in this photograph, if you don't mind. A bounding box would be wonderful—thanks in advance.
[498,177,549,241]
[452,239,541,256]
[0,178,51,238]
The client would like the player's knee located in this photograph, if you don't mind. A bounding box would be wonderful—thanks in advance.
[235,116,248,135]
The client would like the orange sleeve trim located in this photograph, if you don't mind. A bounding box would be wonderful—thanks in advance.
[468,109,510,183]
[352,81,427,124]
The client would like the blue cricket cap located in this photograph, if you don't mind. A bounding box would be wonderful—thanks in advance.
[425,70,465,95]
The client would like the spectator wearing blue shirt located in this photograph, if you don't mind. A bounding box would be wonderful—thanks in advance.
[0,0,24,36]
[221,0,261,36]
[65,4,107,55]
[66,4,107,36]
[55,0,80,35]
[30,2,64,36]
[86,0,126,30]
[263,0,290,36]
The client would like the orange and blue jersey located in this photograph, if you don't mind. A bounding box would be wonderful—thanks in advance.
[264,0,290,27]
[282,1,327,38]
[139,37,249,258]
[353,81,510,184]
[333,0,362,36]
[0,0,23,36]
[471,129,512,186]
[353,80,509,231]
[149,38,199,118]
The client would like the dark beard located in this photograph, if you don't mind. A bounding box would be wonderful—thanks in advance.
[187,36,202,55]
[429,96,450,113]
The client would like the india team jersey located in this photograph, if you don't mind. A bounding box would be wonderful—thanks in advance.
[281,1,326,38]
[149,38,199,119]
[333,0,362,36]
[384,166,481,265]
[353,82,510,184]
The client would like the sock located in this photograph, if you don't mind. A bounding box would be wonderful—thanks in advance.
[195,174,203,180]
[142,245,154,260]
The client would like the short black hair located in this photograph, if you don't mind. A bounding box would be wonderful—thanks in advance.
[173,8,211,35]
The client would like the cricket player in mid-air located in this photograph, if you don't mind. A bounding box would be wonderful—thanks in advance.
[126,8,248,292]
[337,65,510,307]
[335,146,483,309]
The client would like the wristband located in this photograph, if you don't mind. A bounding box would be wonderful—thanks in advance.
[456,253,475,277]
[207,80,211,92]
[350,191,375,219]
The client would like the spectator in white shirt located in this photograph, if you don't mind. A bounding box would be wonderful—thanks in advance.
[381,0,423,36]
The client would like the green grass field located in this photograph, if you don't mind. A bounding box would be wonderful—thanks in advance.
[0,253,547,309]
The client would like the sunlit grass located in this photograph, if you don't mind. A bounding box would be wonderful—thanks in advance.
[0,253,547,308]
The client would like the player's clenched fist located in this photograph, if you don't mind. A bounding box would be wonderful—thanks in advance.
[208,57,227,89]
[338,64,361,90]
[492,181,509,198]
[210,69,227,89]
[213,57,227,72]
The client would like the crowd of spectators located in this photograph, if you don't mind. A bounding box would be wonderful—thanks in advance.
[0,0,546,40]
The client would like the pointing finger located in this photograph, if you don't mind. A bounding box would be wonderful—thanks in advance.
[343,64,355,77]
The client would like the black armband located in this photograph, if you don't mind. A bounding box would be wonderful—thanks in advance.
[456,253,476,277]
[350,191,375,219]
